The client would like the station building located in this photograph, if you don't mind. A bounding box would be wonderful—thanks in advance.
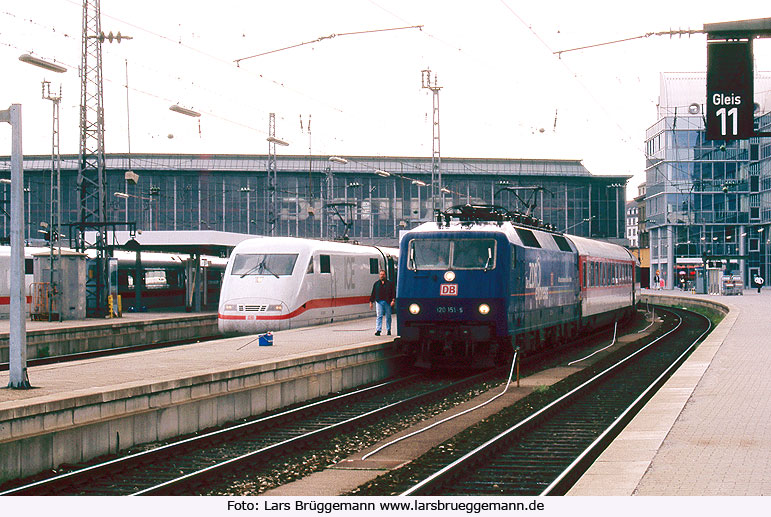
[645,72,771,290]
[0,154,629,248]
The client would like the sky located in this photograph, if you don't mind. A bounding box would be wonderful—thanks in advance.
[1,0,770,199]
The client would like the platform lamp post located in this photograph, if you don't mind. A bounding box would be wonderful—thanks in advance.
[1,104,29,388]
[115,190,148,310]
[19,55,68,326]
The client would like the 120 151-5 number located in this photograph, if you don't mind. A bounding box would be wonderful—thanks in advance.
[436,306,463,313]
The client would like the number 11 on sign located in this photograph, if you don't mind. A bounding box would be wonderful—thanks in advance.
[716,107,738,137]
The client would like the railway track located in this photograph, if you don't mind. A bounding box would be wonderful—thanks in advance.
[0,369,502,496]
[394,306,712,496]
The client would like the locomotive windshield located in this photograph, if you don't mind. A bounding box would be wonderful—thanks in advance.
[408,239,496,270]
[231,253,298,277]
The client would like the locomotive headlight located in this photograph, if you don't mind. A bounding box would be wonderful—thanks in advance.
[478,303,491,315]
[409,303,421,315]
[224,304,235,311]
[443,270,456,282]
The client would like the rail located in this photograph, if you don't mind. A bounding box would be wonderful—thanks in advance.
[400,306,711,496]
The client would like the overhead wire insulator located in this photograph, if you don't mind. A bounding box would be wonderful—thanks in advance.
[97,31,132,43]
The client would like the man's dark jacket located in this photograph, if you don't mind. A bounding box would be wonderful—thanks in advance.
[370,279,395,303]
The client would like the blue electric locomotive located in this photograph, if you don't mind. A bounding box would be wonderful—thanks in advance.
[396,205,637,367]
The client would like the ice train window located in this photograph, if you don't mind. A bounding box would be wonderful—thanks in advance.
[369,258,379,274]
[230,253,298,276]
[320,255,331,273]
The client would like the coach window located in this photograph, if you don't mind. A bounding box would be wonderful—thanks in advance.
[320,255,331,273]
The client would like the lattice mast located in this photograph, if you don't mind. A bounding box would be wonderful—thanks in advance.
[267,113,278,236]
[42,81,62,320]
[421,69,443,214]
[78,0,108,314]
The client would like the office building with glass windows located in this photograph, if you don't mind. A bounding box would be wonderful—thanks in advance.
[0,154,629,249]
[645,72,771,290]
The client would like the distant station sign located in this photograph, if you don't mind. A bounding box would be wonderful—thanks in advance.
[706,40,754,141]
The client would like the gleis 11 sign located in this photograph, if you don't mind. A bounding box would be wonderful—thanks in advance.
[706,40,754,141]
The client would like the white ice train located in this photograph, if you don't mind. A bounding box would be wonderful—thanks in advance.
[0,246,38,317]
[218,237,399,335]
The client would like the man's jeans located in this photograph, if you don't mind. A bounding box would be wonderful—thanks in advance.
[375,300,392,332]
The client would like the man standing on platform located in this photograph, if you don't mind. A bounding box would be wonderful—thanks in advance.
[369,270,395,336]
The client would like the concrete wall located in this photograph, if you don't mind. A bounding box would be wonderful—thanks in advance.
[0,314,219,364]
[0,343,395,484]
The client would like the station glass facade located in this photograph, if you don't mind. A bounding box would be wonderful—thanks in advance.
[646,73,771,289]
[0,154,628,249]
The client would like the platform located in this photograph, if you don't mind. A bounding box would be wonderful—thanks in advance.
[0,316,395,484]
[0,311,219,364]
[569,288,768,496]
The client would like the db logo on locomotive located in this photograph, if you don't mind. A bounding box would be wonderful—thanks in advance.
[440,284,458,296]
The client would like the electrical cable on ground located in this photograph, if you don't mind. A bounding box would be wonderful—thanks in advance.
[568,321,618,366]
[638,306,655,333]
[361,347,519,460]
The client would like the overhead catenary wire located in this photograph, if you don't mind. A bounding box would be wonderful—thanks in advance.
[7,3,568,153]
[553,29,706,57]
[7,7,432,152]
[56,0,348,114]
[234,25,424,66]
[495,0,732,188]
[9,0,733,180]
